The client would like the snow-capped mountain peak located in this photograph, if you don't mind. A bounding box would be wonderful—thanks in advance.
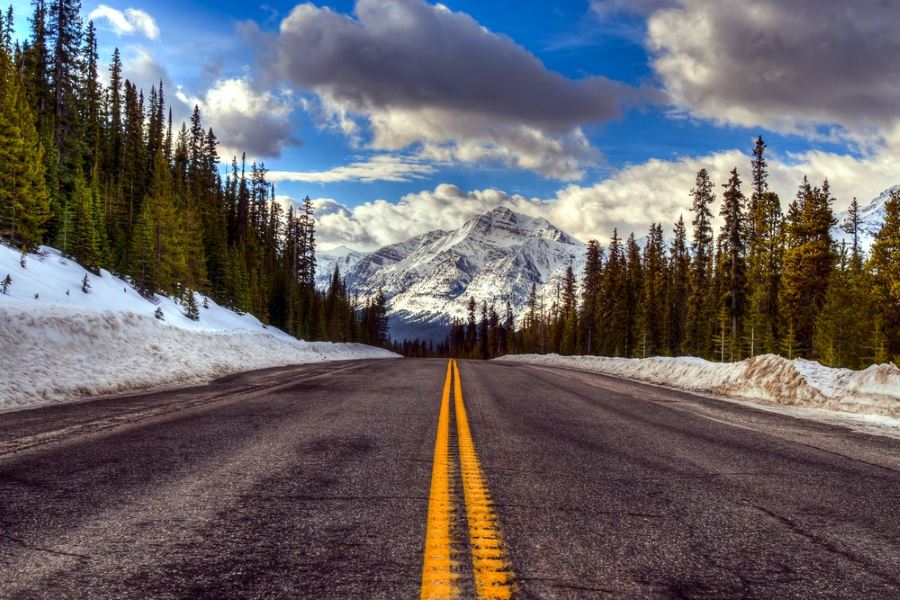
[337,207,585,341]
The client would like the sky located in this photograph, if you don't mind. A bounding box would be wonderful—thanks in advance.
[9,0,900,250]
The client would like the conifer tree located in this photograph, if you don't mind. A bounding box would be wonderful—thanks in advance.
[781,179,835,357]
[684,169,715,356]
[70,168,100,270]
[560,265,577,355]
[814,244,869,367]
[666,216,690,354]
[0,51,51,249]
[579,239,602,354]
[638,223,666,356]
[868,190,900,361]
[719,167,747,357]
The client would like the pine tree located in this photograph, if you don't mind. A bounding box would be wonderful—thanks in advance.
[781,178,835,357]
[841,197,862,267]
[868,190,900,361]
[684,169,715,356]
[185,290,200,321]
[638,223,666,356]
[80,271,90,293]
[579,239,602,354]
[560,265,577,355]
[465,296,477,357]
[719,167,747,357]
[49,0,84,191]
[0,50,51,249]
[666,216,690,354]
[70,168,100,270]
[601,229,627,356]
[814,244,868,367]
[1,273,10,293]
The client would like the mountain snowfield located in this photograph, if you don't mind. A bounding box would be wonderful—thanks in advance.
[319,187,894,342]
[329,206,586,341]
[0,244,397,411]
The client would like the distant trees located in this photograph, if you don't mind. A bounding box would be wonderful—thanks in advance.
[503,138,900,368]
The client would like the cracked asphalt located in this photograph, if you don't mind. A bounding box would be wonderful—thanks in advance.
[1,358,899,598]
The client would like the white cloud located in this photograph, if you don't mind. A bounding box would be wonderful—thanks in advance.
[269,155,436,184]
[311,141,900,251]
[184,77,296,159]
[88,5,159,40]
[267,0,640,179]
[642,0,900,138]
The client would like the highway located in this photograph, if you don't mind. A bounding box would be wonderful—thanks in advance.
[1,358,898,598]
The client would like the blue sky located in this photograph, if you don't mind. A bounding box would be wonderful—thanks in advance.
[9,0,900,249]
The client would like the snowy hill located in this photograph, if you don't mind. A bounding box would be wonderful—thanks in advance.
[832,185,896,252]
[315,245,367,290]
[0,244,397,411]
[341,206,586,341]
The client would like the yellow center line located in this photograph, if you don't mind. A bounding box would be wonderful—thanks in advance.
[421,360,457,599]
[452,359,518,599]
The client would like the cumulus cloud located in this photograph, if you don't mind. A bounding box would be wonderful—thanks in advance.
[88,5,159,40]
[266,0,639,179]
[184,77,296,158]
[642,0,900,135]
[311,141,900,251]
[269,155,436,183]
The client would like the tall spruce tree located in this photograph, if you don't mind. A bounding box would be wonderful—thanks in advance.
[719,167,747,357]
[868,190,900,361]
[684,168,715,356]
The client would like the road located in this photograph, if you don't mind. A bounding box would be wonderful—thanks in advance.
[1,358,899,599]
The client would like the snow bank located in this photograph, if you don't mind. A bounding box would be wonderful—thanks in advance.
[498,354,900,419]
[0,244,398,411]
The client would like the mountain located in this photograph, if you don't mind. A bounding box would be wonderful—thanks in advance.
[339,206,585,341]
[832,185,896,252]
[315,245,367,290]
[314,186,895,343]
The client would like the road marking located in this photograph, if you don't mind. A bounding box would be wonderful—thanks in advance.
[421,360,517,599]
[452,359,518,599]
[421,360,457,599]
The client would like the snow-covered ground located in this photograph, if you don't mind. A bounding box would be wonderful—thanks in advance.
[0,244,398,411]
[499,354,900,422]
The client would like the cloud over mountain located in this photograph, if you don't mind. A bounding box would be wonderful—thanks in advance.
[265,0,640,179]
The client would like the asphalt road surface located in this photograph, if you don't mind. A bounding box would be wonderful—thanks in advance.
[1,358,899,599]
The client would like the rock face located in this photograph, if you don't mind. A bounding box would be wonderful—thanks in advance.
[314,245,366,290]
[322,207,585,341]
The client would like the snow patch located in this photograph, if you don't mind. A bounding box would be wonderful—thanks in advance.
[499,354,900,419]
[0,244,398,411]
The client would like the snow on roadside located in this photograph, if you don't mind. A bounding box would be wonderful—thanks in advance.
[498,354,900,419]
[0,244,398,411]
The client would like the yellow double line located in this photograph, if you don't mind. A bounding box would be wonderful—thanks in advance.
[421,359,518,599]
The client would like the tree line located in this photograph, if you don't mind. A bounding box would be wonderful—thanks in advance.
[0,1,390,346]
[512,137,900,368]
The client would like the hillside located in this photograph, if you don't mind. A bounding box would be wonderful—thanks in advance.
[0,244,397,411]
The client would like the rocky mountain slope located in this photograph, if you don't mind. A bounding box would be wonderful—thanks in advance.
[332,207,585,341]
